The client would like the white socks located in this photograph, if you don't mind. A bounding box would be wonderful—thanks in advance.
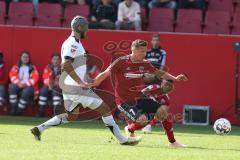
[37,114,127,144]
[102,115,127,144]
[37,115,69,132]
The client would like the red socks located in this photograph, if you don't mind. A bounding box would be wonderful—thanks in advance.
[150,117,158,126]
[161,118,176,143]
[128,122,144,133]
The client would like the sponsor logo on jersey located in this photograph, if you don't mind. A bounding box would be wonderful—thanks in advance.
[71,45,78,49]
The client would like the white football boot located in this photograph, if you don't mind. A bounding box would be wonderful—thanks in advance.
[168,141,187,148]
[142,124,152,134]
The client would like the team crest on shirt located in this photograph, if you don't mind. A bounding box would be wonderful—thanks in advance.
[126,67,131,71]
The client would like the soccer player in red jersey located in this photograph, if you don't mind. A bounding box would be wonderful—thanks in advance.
[126,80,187,147]
[90,39,188,147]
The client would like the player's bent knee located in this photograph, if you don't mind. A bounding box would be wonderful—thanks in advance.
[156,105,168,121]
[136,114,148,126]
[95,102,111,116]
[66,113,78,121]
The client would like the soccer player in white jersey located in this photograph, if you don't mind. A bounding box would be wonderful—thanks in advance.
[30,16,140,145]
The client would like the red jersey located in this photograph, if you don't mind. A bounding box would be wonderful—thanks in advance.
[109,55,156,105]
[141,84,170,106]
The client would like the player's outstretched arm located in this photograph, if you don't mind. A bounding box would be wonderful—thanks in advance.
[153,69,188,82]
[91,68,111,87]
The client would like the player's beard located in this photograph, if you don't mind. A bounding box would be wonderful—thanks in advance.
[80,32,86,39]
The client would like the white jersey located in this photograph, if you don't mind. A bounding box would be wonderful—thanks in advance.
[61,36,103,111]
[61,36,87,86]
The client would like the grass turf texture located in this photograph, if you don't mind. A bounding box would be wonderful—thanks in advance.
[0,116,240,160]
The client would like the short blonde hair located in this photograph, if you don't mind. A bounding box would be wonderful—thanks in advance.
[131,39,148,48]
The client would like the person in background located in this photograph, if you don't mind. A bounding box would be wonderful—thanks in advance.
[178,0,206,10]
[36,53,62,117]
[148,0,177,9]
[142,33,167,133]
[145,33,167,70]
[89,0,117,29]
[9,51,39,115]
[115,0,142,31]
[0,51,8,108]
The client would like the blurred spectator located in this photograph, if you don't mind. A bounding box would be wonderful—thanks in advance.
[36,53,62,117]
[115,0,141,31]
[148,0,177,9]
[0,52,7,107]
[89,0,117,29]
[61,0,86,5]
[11,0,39,16]
[135,0,146,7]
[9,51,39,115]
[146,34,167,70]
[178,0,206,10]
[91,0,120,8]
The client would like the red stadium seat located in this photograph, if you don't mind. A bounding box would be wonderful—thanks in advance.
[203,11,231,34]
[233,0,240,4]
[235,3,240,14]
[232,12,240,34]
[35,3,62,27]
[175,9,202,33]
[208,0,234,14]
[6,2,34,26]
[140,8,147,30]
[147,8,174,32]
[0,1,5,24]
[63,4,89,28]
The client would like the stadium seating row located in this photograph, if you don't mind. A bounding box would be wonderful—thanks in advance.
[148,8,240,35]
[0,1,240,34]
[0,2,89,27]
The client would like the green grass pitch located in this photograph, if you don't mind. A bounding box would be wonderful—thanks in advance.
[0,116,240,160]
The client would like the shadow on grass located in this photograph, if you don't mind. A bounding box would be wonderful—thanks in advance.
[133,144,240,152]
[0,116,240,136]
[185,146,240,152]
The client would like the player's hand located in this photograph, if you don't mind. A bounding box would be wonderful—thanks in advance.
[141,87,151,95]
[87,81,100,88]
[176,74,188,81]
[79,82,91,89]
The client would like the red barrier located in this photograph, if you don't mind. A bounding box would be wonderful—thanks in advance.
[0,25,240,124]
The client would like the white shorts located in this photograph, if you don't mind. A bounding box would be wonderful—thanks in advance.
[63,89,103,112]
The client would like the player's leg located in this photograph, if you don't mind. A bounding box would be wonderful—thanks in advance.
[142,117,158,134]
[125,98,158,135]
[93,101,140,145]
[156,105,175,142]
[118,102,148,138]
[125,115,148,137]
[155,105,187,147]
[31,95,82,141]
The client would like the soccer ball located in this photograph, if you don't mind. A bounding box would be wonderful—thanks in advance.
[213,118,231,135]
